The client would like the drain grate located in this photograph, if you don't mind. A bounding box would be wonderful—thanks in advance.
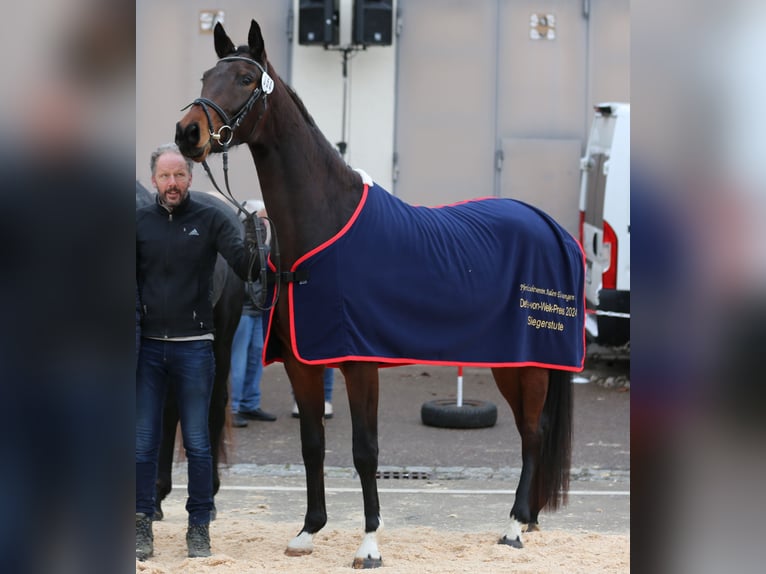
[376,470,432,480]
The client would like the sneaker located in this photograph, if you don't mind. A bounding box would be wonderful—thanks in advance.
[232,413,248,427]
[186,523,211,558]
[239,407,277,422]
[136,513,154,561]
[291,402,333,418]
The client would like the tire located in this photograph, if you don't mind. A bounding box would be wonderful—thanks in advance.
[420,398,497,429]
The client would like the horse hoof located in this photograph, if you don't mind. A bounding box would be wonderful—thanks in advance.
[286,531,314,556]
[498,535,523,549]
[526,523,540,532]
[352,555,383,569]
[153,504,163,522]
[284,547,313,557]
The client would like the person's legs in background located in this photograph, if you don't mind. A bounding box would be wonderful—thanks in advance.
[228,314,252,427]
[323,367,334,419]
[291,366,335,419]
[237,313,276,422]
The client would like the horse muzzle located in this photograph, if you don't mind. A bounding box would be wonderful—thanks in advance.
[175,120,211,162]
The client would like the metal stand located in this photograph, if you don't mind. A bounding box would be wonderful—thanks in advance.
[326,45,364,160]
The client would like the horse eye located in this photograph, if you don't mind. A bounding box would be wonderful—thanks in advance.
[241,75,254,86]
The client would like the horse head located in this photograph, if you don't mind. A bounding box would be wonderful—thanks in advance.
[175,19,273,162]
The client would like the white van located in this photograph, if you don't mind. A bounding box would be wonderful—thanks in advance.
[578,103,630,347]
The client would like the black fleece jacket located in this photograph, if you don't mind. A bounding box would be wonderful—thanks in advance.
[136,192,252,339]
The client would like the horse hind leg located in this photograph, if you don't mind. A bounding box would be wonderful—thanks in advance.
[492,367,549,548]
[497,367,574,545]
[524,441,553,533]
[518,413,550,535]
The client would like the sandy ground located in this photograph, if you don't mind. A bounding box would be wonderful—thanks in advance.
[136,524,628,574]
[136,498,629,573]
[137,363,629,572]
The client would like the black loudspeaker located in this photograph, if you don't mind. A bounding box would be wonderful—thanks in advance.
[352,0,393,46]
[298,0,339,46]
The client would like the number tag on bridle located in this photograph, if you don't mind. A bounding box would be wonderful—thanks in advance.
[261,72,274,94]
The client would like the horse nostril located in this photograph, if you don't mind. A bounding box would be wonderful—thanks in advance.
[174,122,185,146]
[175,122,200,147]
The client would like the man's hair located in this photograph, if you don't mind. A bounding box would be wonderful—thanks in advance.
[150,143,193,176]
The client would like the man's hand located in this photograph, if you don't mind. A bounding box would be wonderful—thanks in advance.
[243,214,259,248]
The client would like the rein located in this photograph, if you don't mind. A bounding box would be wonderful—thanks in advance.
[180,55,281,311]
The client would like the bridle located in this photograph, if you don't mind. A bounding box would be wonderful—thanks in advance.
[181,55,274,150]
[180,55,280,311]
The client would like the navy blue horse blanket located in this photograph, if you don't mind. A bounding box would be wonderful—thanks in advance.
[265,182,585,371]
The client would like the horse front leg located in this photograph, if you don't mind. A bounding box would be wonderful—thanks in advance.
[284,359,328,557]
[343,363,383,569]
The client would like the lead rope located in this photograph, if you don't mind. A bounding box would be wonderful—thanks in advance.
[201,148,281,313]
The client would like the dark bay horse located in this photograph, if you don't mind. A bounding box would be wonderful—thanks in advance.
[175,20,583,568]
[136,180,243,519]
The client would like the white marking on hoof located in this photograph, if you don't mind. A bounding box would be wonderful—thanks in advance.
[285,531,314,556]
[498,517,524,548]
[352,531,383,569]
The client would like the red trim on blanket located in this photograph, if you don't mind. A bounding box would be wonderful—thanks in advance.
[577,232,587,371]
[580,232,588,371]
[286,184,369,366]
[261,255,279,367]
[266,354,585,372]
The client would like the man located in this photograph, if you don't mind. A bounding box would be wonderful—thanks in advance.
[135,143,257,560]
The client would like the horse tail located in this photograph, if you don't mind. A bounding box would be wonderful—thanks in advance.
[536,369,573,511]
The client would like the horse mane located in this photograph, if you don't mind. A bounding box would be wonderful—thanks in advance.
[271,66,351,169]
[284,83,319,129]
[230,45,357,188]
[229,45,319,129]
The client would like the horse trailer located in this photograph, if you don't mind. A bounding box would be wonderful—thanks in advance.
[578,102,630,348]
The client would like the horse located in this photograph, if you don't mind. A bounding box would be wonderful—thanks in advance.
[175,19,584,568]
[136,179,244,520]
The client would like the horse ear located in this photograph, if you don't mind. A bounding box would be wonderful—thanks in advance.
[214,22,236,58]
[247,19,266,62]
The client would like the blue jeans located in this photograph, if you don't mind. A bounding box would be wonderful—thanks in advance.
[229,314,264,412]
[323,368,334,402]
[136,338,215,525]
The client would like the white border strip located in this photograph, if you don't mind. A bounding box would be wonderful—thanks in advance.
[179,484,629,497]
